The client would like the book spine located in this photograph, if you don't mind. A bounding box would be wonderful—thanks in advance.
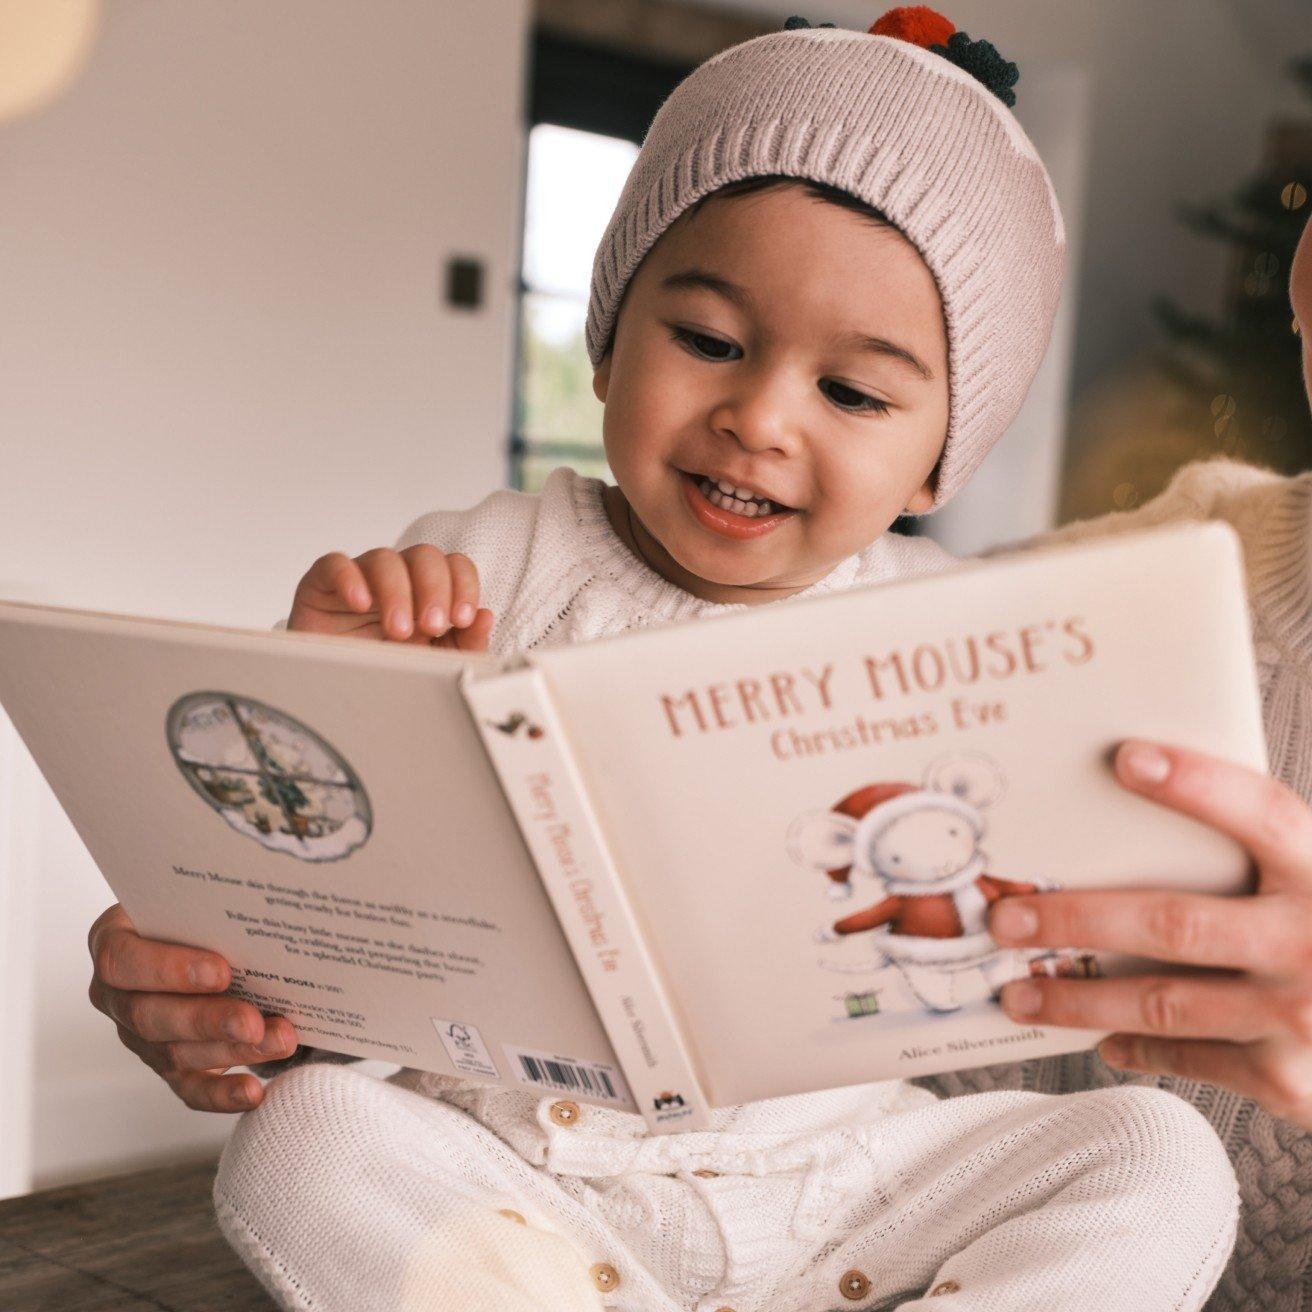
[461,665,711,1134]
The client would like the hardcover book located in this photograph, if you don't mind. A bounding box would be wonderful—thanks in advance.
[0,520,1266,1133]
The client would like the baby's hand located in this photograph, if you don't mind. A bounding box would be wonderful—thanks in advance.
[288,546,495,652]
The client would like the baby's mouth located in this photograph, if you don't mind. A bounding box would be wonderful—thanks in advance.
[676,469,797,540]
[677,469,799,518]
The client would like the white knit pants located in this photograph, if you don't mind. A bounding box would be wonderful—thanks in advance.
[213,1063,1238,1312]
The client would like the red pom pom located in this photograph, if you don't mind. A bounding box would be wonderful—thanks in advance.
[868,6,957,47]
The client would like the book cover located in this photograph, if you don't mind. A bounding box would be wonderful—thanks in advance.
[522,520,1266,1105]
[0,607,632,1110]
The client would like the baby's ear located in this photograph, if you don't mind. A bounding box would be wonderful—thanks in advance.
[904,469,937,515]
[592,354,612,404]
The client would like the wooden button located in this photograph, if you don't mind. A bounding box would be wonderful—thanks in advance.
[839,1268,870,1300]
[692,1168,720,1178]
[930,1279,961,1295]
[548,1099,580,1126]
[496,1208,526,1225]
[589,1262,620,1292]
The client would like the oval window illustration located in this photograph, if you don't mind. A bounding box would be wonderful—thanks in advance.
[166,692,372,862]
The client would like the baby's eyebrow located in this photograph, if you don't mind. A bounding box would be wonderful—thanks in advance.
[660,268,752,311]
[659,267,934,382]
[832,329,935,382]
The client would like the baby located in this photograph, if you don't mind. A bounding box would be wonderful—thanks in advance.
[213,10,1240,1311]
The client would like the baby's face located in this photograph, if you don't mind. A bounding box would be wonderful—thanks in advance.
[592,183,950,604]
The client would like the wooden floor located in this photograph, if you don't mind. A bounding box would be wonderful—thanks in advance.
[0,1157,278,1312]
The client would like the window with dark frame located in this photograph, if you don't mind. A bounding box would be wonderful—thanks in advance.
[510,29,691,492]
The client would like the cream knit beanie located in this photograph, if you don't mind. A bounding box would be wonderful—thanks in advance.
[584,7,1065,515]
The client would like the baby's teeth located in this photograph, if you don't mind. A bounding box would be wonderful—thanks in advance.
[696,475,780,517]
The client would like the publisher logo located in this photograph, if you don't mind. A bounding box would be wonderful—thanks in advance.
[484,710,544,739]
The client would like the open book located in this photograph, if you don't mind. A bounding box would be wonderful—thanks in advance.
[0,521,1267,1134]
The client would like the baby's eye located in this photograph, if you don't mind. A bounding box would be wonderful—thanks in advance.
[669,327,739,361]
[821,380,891,416]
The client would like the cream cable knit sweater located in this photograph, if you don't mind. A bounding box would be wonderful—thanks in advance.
[259,457,1312,1310]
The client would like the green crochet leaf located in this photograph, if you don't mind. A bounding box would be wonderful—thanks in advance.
[930,30,1021,108]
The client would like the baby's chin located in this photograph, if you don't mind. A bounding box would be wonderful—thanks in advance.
[663,538,832,593]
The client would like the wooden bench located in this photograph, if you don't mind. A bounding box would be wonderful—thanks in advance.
[0,1158,278,1311]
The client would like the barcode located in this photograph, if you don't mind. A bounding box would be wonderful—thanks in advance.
[517,1053,617,1099]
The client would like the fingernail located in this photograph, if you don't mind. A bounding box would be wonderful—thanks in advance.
[233,1083,257,1109]
[423,606,446,632]
[188,962,223,989]
[388,608,412,637]
[1118,741,1171,786]
[453,602,473,626]
[1002,981,1042,1016]
[223,1012,255,1042]
[992,902,1038,941]
[257,1028,287,1055]
[350,586,370,610]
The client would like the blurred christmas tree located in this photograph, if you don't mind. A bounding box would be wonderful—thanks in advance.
[1151,54,1312,474]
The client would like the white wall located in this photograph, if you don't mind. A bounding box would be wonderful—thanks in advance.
[0,719,37,1198]
[0,0,532,1191]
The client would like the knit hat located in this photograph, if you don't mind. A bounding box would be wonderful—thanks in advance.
[584,7,1065,515]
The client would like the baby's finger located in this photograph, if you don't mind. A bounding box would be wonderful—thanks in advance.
[445,553,481,629]
[357,549,415,640]
[168,1068,265,1113]
[95,982,267,1045]
[303,552,371,613]
[454,607,495,652]
[401,544,455,637]
[432,607,495,653]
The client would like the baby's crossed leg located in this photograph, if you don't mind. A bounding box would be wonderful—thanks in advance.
[214,1064,1237,1311]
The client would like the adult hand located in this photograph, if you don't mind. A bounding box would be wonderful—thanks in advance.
[87,903,299,1112]
[989,739,1312,1130]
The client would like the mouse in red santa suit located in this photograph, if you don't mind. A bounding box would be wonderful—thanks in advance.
[789,752,1093,1013]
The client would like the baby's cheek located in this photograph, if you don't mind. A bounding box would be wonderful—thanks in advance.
[814,479,903,550]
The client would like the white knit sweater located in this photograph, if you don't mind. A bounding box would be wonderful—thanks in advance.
[268,458,1312,1311]
[391,464,963,656]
